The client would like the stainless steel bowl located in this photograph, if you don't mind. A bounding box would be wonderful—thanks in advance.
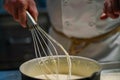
[20,55,101,80]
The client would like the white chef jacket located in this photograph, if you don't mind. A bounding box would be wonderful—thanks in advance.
[47,0,120,62]
[47,0,120,38]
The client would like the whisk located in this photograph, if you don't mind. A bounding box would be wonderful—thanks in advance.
[26,11,71,80]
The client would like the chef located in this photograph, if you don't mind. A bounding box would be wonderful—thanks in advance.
[4,0,120,62]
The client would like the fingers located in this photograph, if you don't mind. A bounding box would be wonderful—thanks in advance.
[100,3,108,20]
[100,13,108,20]
[107,0,119,18]
[4,0,19,21]
[28,0,38,21]
[101,0,120,20]
[4,0,38,28]
[18,9,27,28]
[17,0,28,28]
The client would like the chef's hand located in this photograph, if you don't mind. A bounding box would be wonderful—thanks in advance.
[4,0,38,28]
[100,0,120,20]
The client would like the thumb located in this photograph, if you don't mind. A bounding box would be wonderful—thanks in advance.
[100,13,108,20]
[28,5,38,22]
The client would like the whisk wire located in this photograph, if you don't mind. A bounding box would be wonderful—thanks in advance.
[31,26,60,79]
[26,11,71,80]
[35,25,60,78]
[33,25,60,79]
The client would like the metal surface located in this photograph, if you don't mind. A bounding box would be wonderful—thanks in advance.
[26,11,37,30]
[20,55,120,80]
[100,61,120,70]
[100,69,120,80]
[20,56,101,80]
[100,61,120,80]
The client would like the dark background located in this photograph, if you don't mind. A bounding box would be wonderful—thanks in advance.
[0,0,50,70]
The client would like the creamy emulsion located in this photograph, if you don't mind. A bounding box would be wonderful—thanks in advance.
[35,74,83,80]
[34,25,72,79]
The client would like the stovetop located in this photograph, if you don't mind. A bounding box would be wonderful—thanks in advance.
[0,70,21,80]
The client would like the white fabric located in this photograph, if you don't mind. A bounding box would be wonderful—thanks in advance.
[49,27,120,62]
[47,0,120,62]
[47,0,120,38]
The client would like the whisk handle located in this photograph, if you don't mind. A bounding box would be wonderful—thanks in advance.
[26,11,37,29]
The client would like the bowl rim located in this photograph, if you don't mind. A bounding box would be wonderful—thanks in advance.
[19,55,102,79]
